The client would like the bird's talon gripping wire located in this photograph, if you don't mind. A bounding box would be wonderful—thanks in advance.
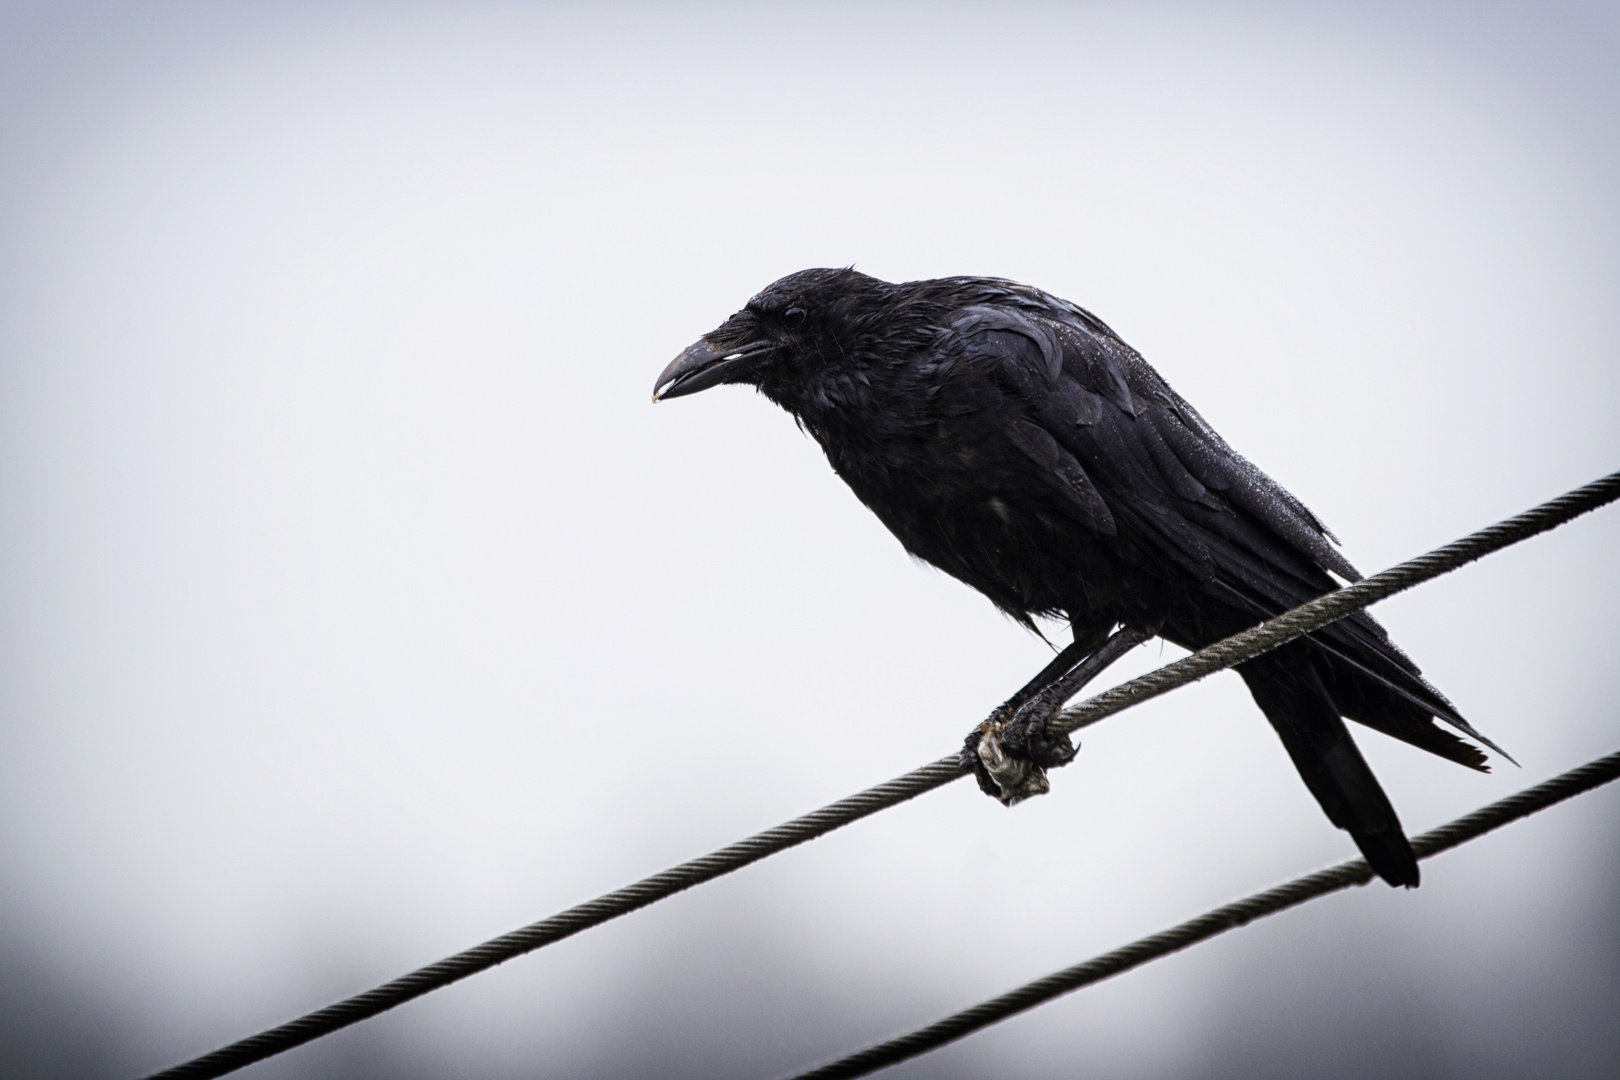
[963,626,1143,805]
[970,716,1054,806]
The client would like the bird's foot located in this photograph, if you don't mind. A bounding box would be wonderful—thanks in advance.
[960,627,1144,806]
[961,693,1076,806]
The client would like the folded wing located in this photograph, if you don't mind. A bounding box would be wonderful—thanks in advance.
[950,299,1498,770]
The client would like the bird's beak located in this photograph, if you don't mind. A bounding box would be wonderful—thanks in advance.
[652,339,775,402]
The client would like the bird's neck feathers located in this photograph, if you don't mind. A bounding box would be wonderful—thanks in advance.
[755,296,943,439]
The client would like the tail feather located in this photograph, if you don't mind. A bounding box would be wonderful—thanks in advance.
[1307,634,1509,766]
[1239,647,1420,887]
[1316,657,1491,772]
[1203,578,1504,766]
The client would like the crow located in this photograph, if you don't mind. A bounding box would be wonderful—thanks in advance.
[653,267,1502,887]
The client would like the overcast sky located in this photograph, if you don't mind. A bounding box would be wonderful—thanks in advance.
[1,3,1617,1078]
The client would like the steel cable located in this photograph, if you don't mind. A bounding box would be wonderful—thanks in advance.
[781,748,1620,1080]
[142,471,1620,1080]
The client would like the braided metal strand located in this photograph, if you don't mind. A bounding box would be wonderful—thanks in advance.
[1058,471,1620,735]
[142,757,964,1080]
[782,749,1620,1080]
[142,470,1620,1080]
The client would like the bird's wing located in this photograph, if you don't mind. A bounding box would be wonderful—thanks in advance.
[948,303,1498,764]
[949,303,1350,600]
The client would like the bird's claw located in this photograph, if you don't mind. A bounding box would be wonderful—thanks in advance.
[962,696,1077,806]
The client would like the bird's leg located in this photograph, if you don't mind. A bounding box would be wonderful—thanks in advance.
[956,637,1093,802]
[1002,627,1147,764]
[964,626,1145,805]
[992,638,1097,723]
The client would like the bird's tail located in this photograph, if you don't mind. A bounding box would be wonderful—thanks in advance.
[1238,647,1420,887]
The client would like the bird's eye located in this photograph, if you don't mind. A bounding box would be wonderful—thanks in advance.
[782,307,807,329]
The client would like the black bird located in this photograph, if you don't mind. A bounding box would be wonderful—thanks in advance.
[654,268,1501,887]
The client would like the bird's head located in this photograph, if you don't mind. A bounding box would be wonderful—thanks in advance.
[652,267,888,405]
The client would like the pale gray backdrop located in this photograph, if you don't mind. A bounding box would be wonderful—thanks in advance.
[1,2,1617,1078]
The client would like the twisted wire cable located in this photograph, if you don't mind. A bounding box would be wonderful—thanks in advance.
[141,757,963,1080]
[142,471,1620,1080]
[782,748,1620,1080]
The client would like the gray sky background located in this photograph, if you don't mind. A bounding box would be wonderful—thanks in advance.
[1,2,1617,1078]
